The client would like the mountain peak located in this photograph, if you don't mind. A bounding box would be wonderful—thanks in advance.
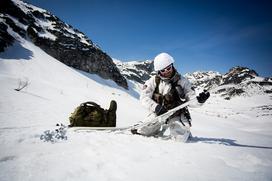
[223,66,258,85]
[0,0,128,89]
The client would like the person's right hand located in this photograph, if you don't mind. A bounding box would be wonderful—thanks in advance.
[155,105,168,116]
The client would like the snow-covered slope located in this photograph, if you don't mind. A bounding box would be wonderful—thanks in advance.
[0,37,145,129]
[1,39,272,181]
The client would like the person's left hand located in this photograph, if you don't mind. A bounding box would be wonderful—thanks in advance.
[197,90,210,103]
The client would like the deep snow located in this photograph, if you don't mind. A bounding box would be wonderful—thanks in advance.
[0,38,272,181]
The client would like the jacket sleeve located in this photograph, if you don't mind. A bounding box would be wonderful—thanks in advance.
[178,76,201,108]
[140,76,159,112]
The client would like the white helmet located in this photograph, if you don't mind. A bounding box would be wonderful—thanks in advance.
[153,52,175,71]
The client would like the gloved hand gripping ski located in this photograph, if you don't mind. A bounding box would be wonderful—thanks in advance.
[155,104,168,116]
[197,90,210,103]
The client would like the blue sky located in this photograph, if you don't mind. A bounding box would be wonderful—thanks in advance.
[26,0,272,76]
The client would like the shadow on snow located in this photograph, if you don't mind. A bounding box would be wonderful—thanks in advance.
[0,41,33,60]
[189,136,272,150]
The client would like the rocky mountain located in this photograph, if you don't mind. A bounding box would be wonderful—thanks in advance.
[184,71,222,90]
[114,59,272,100]
[184,66,272,100]
[0,0,128,89]
[113,58,154,84]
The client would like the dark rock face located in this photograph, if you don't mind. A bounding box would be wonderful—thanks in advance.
[0,0,128,89]
[221,88,245,100]
[222,66,258,85]
[205,76,222,89]
[0,22,15,52]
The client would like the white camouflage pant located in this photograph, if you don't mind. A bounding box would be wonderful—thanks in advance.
[136,114,191,141]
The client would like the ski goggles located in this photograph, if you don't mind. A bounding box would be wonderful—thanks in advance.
[159,64,173,73]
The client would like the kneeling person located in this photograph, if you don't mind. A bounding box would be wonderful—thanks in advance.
[135,52,209,141]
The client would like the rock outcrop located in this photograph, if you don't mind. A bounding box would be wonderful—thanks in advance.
[0,0,128,89]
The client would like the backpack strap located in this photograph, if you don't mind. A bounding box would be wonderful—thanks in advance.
[154,75,161,94]
[81,101,101,108]
[152,76,164,105]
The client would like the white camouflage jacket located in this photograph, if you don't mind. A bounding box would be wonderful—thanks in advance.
[140,74,198,114]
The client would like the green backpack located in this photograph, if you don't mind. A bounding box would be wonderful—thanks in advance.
[69,100,117,127]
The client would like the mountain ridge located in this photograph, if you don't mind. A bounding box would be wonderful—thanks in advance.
[0,0,128,89]
[114,59,272,100]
